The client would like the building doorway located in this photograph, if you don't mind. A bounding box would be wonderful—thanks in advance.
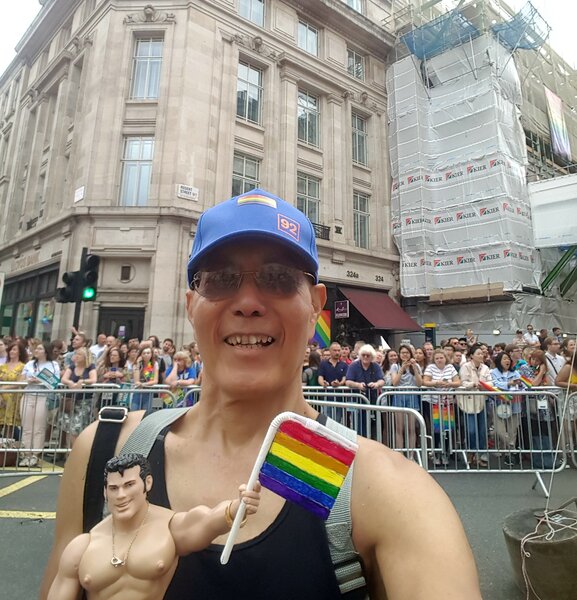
[98,308,145,342]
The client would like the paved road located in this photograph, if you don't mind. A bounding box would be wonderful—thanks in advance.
[1,464,575,599]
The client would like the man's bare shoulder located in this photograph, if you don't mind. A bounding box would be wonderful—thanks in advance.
[350,439,481,599]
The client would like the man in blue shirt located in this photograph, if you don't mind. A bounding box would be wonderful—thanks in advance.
[317,342,348,423]
[318,342,347,388]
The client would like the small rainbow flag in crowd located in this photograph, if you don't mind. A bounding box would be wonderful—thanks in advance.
[432,402,455,433]
[519,375,534,389]
[312,309,331,348]
[221,412,358,564]
[478,380,513,402]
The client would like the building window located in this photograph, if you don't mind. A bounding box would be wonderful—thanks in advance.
[120,137,154,206]
[297,172,320,223]
[353,191,370,249]
[239,0,264,26]
[298,90,320,147]
[352,113,368,166]
[130,38,163,100]
[298,21,318,56]
[347,48,365,80]
[237,62,263,124]
[232,153,261,196]
[343,0,363,13]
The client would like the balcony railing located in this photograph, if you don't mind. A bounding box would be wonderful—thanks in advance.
[312,222,330,240]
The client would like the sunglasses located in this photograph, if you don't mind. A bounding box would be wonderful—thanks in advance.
[191,263,315,300]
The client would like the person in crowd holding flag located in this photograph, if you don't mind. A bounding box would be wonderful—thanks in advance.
[19,342,60,467]
[41,189,481,600]
[423,349,460,465]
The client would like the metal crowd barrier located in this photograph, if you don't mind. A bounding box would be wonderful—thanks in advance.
[0,385,178,476]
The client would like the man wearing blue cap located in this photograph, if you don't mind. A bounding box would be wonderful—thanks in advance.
[42,189,481,600]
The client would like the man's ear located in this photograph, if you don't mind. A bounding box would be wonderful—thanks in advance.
[145,475,153,494]
[309,284,327,326]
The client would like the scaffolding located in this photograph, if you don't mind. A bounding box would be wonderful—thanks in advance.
[385,1,551,298]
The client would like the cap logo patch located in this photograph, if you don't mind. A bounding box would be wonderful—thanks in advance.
[237,194,277,209]
[278,214,300,241]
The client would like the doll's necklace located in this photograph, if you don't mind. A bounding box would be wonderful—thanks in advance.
[111,503,149,567]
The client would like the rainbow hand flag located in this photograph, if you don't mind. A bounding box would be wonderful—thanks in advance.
[221,412,358,564]
[259,417,356,520]
[519,375,534,389]
[478,380,513,402]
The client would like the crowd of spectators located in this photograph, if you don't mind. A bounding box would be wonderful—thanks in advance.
[0,331,202,466]
[0,322,575,468]
[302,324,577,467]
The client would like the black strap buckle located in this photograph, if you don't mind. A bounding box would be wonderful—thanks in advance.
[98,406,128,423]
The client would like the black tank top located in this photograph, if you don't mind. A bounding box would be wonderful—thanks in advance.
[147,429,367,600]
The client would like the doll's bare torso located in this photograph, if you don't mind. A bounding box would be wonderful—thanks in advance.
[78,506,178,600]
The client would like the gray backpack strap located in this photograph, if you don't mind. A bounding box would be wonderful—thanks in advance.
[324,418,368,597]
[120,407,191,457]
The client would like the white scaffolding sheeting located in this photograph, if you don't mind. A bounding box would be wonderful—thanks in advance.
[387,33,541,297]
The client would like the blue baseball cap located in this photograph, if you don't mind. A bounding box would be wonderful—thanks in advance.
[188,188,319,285]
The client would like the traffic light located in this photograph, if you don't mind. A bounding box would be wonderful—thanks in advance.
[55,271,81,303]
[80,254,100,301]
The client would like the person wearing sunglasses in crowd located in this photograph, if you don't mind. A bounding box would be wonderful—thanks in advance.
[41,189,481,600]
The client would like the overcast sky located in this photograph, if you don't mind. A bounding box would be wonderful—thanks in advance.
[0,0,575,74]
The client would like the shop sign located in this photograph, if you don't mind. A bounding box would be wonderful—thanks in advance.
[334,300,349,319]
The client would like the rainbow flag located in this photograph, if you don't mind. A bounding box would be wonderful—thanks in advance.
[259,417,356,520]
[519,375,533,389]
[432,402,454,433]
[220,412,358,564]
[478,380,513,402]
[312,309,331,348]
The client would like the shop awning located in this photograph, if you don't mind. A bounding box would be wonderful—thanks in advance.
[339,287,421,332]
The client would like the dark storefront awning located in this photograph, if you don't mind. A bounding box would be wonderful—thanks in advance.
[339,287,421,332]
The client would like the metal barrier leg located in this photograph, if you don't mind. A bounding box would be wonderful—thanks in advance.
[531,472,550,498]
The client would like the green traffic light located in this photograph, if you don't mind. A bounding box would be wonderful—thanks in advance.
[82,287,96,300]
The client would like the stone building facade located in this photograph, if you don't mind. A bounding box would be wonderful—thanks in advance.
[0,0,402,345]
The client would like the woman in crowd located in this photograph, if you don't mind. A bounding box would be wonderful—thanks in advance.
[302,349,321,387]
[123,344,139,384]
[458,344,492,467]
[423,349,460,465]
[165,350,199,407]
[97,346,126,385]
[132,346,159,411]
[422,342,435,366]
[414,347,427,373]
[0,342,28,440]
[61,348,97,447]
[490,352,522,465]
[389,344,423,456]
[517,350,556,461]
[382,349,399,387]
[19,342,60,467]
